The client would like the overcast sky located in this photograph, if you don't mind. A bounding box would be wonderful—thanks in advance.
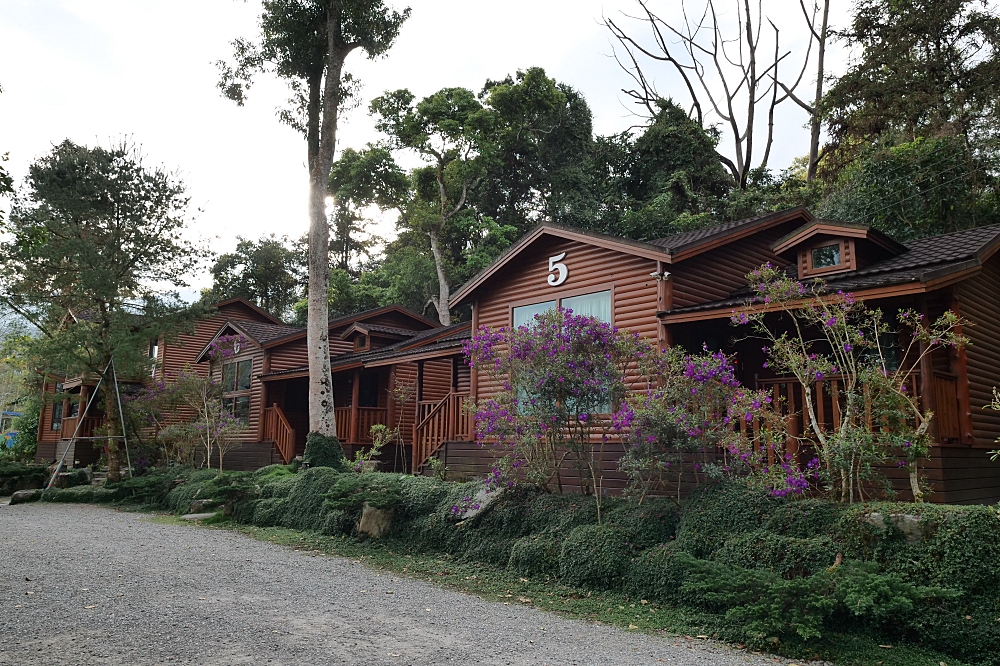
[0,0,853,293]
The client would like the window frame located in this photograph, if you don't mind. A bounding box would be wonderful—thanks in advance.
[799,238,855,278]
[508,283,615,328]
[220,356,254,423]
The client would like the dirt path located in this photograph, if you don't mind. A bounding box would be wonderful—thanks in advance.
[0,503,776,666]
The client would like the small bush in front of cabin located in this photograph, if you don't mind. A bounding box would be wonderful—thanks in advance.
[508,535,561,576]
[559,524,632,590]
[673,482,779,558]
[714,531,839,579]
[302,432,348,471]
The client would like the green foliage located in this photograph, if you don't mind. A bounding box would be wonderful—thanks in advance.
[507,535,561,576]
[714,531,838,579]
[559,524,631,589]
[303,431,348,470]
[324,473,405,512]
[204,234,301,320]
[673,483,779,558]
[0,462,48,494]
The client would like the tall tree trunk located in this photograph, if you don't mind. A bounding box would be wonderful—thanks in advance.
[807,0,830,182]
[428,228,451,326]
[306,15,348,437]
[103,368,122,482]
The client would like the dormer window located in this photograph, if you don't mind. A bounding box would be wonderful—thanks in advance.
[799,238,852,278]
[355,334,369,352]
[811,243,841,269]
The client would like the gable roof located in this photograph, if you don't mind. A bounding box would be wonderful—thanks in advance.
[662,223,1000,321]
[451,209,814,307]
[212,298,284,325]
[339,322,418,341]
[771,219,907,256]
[262,305,438,349]
[450,223,672,307]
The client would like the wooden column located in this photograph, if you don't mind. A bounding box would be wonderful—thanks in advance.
[918,297,939,443]
[386,367,396,433]
[470,299,478,400]
[946,289,975,444]
[349,369,360,444]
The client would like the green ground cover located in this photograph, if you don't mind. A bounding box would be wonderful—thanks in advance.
[22,467,1000,666]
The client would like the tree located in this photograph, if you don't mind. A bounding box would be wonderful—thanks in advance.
[206,235,301,320]
[0,85,12,222]
[218,0,410,439]
[606,0,819,189]
[371,87,492,325]
[477,67,597,233]
[821,0,1000,165]
[328,144,408,273]
[0,140,205,481]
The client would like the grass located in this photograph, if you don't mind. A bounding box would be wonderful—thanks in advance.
[176,516,967,666]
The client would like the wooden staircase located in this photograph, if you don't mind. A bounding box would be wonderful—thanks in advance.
[262,403,296,464]
[412,392,473,473]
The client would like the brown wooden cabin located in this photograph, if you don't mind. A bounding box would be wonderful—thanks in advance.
[34,298,288,469]
[191,305,475,472]
[443,207,1000,504]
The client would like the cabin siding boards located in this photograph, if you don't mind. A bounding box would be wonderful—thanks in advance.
[421,359,453,402]
[474,236,660,406]
[956,255,1000,448]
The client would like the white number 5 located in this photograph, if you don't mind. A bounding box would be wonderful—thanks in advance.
[547,252,568,286]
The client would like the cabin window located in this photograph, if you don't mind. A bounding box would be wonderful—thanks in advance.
[561,290,612,323]
[51,402,64,431]
[222,359,252,424]
[811,244,841,269]
[355,334,369,351]
[222,359,252,393]
[149,339,159,377]
[68,399,80,418]
[513,300,557,327]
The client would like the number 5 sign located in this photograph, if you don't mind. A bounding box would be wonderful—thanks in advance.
[547,252,568,286]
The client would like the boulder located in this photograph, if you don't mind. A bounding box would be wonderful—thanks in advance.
[189,499,216,513]
[862,512,926,545]
[10,489,41,505]
[357,502,393,538]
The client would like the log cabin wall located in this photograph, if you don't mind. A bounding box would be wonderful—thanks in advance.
[421,359,453,403]
[955,254,1000,448]
[473,236,660,406]
[670,223,797,309]
[35,380,60,462]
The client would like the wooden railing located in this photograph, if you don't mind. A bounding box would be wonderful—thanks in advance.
[262,403,296,464]
[412,392,473,473]
[753,370,961,444]
[332,406,388,443]
[334,407,351,441]
[60,415,102,440]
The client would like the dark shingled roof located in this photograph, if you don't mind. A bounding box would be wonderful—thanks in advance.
[352,324,418,338]
[667,224,1000,316]
[236,320,304,344]
[651,207,810,253]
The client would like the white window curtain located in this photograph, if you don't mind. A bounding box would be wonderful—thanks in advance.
[561,290,612,323]
[512,300,557,327]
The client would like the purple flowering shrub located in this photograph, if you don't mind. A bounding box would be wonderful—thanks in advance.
[615,346,801,501]
[732,263,967,502]
[207,334,246,360]
[465,307,654,502]
[126,366,248,472]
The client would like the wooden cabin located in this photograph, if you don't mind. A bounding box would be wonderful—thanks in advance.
[441,208,1000,504]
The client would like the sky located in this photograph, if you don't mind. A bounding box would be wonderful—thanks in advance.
[0,0,854,294]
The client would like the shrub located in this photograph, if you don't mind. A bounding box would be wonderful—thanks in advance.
[559,524,631,589]
[601,497,680,549]
[0,462,49,495]
[714,531,838,578]
[673,482,779,558]
[303,432,348,470]
[508,535,561,576]
[625,545,692,605]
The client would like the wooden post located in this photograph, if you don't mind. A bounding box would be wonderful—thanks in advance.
[386,367,396,436]
[946,290,975,445]
[918,296,939,444]
[350,369,360,444]
[470,299,478,400]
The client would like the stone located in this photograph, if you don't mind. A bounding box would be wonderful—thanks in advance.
[862,512,926,545]
[454,487,499,521]
[10,490,41,505]
[357,502,393,538]
[189,499,216,513]
[180,512,218,521]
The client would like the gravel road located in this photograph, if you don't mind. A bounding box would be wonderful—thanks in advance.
[1,502,780,666]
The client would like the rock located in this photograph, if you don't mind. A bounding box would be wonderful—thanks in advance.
[862,512,926,545]
[189,499,216,513]
[357,502,393,538]
[10,490,41,505]
[180,512,218,521]
[454,487,500,521]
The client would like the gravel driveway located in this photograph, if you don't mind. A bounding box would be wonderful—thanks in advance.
[1,502,778,666]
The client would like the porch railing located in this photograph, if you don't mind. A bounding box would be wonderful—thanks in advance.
[412,392,473,473]
[333,405,388,444]
[59,415,102,440]
[753,370,961,444]
[262,403,296,464]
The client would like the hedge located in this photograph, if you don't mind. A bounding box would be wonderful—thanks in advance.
[32,469,1000,664]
